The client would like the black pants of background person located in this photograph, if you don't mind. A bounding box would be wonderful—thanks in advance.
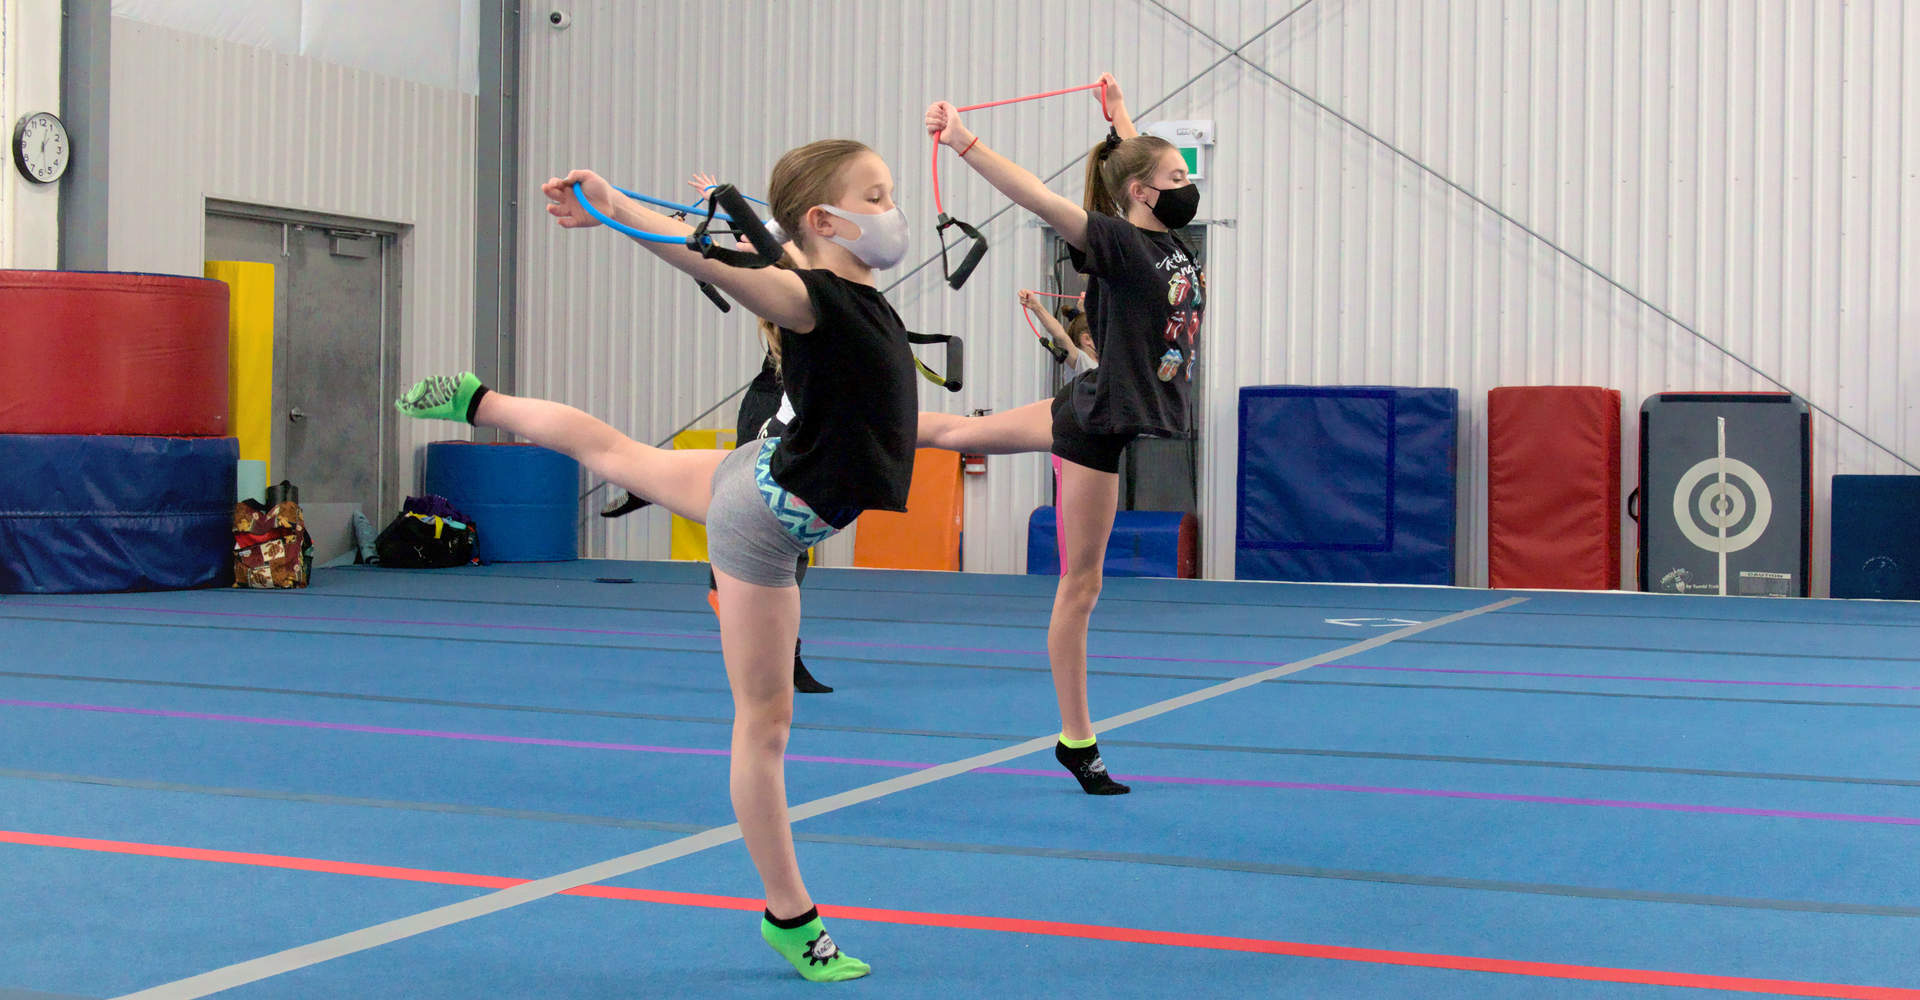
[602,362,830,693]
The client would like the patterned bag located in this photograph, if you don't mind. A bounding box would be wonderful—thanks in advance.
[232,498,313,588]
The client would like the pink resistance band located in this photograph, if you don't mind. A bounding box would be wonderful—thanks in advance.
[1052,454,1068,575]
[932,81,1112,216]
[1021,290,1088,346]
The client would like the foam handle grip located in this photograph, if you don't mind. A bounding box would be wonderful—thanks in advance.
[907,333,964,393]
[948,237,988,290]
[940,335,963,392]
[712,185,783,265]
[697,280,732,312]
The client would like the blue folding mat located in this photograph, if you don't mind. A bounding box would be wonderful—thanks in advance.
[1236,386,1458,585]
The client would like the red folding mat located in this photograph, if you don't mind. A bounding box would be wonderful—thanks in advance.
[1487,387,1621,589]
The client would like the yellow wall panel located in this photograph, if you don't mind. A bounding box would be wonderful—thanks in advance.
[205,260,275,477]
[668,429,735,562]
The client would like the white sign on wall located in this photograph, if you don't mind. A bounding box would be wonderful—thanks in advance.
[1142,119,1215,180]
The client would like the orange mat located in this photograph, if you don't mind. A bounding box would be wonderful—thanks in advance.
[853,448,963,571]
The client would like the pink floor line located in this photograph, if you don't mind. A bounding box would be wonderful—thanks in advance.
[6,699,1915,826]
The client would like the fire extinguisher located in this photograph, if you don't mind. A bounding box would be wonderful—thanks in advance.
[961,408,991,475]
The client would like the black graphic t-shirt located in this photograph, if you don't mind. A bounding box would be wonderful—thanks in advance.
[1068,212,1204,437]
[771,269,917,525]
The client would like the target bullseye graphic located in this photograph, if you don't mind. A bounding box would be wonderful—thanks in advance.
[1672,457,1772,553]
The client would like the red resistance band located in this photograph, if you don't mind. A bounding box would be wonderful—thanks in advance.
[1022,290,1087,354]
[932,80,1112,216]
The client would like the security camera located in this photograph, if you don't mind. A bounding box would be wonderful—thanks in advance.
[548,10,571,29]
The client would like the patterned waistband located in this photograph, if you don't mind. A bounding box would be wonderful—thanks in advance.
[752,438,838,548]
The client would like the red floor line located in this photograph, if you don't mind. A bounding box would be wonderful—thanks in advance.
[5,830,1914,999]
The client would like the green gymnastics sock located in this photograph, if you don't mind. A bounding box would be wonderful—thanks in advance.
[761,907,870,982]
[394,372,488,424]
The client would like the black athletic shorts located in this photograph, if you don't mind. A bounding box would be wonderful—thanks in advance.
[1049,376,1134,474]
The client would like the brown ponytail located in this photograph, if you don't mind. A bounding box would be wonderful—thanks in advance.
[754,249,805,375]
[1082,132,1176,216]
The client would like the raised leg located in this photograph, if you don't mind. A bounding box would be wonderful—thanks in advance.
[916,399,1053,454]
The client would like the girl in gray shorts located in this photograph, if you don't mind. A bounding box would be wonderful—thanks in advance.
[395,138,917,983]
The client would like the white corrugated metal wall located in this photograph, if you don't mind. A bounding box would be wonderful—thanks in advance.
[106,17,478,499]
[521,1,1919,592]
[3,0,64,270]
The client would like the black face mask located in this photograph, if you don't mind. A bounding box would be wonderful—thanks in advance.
[1146,182,1200,229]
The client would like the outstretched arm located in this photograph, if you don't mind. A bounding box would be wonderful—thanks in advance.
[926,101,1090,251]
[1097,73,1139,140]
[1019,289,1079,360]
[542,169,815,332]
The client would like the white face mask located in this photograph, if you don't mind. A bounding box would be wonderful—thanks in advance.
[815,204,910,270]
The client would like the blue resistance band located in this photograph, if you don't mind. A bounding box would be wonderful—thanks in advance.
[571,180,784,269]
[574,184,772,241]
[618,186,769,215]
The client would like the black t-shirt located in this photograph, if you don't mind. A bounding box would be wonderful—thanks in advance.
[736,352,787,441]
[770,269,917,526]
[1068,212,1204,437]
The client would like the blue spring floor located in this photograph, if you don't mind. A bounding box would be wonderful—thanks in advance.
[1,560,1916,999]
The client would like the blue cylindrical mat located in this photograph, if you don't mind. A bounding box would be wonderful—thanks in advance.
[0,435,238,593]
[423,442,579,562]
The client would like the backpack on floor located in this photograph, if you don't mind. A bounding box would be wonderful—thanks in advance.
[373,495,478,569]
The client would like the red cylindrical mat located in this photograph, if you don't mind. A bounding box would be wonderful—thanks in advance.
[1488,386,1622,589]
[0,270,231,435]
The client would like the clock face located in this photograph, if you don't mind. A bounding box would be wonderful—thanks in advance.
[13,112,71,184]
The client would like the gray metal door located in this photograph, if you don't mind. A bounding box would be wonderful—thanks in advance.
[204,209,400,517]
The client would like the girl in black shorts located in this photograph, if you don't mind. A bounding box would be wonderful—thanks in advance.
[920,73,1204,795]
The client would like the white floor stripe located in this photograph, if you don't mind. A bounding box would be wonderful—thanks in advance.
[112,596,1524,999]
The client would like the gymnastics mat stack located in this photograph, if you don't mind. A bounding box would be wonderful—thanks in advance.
[854,448,964,571]
[0,270,237,592]
[1486,387,1622,589]
[424,441,581,563]
[1235,386,1458,585]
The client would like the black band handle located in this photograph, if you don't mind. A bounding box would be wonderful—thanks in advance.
[936,213,989,290]
[696,280,732,312]
[1626,488,1640,522]
[907,332,964,392]
[689,184,784,268]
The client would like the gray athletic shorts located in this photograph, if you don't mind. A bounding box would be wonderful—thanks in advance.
[706,437,840,588]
